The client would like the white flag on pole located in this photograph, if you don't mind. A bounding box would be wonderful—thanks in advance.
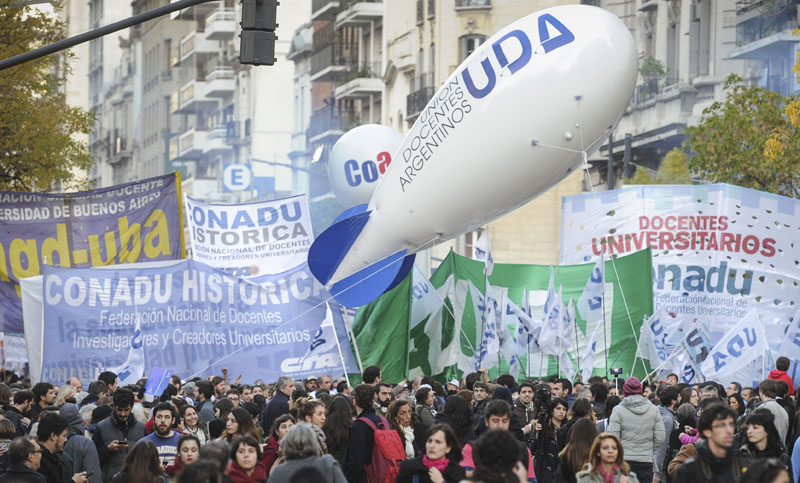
[543,267,556,316]
[701,309,769,379]
[470,278,500,369]
[539,286,566,356]
[302,303,338,361]
[473,229,494,276]
[582,323,601,383]
[577,255,604,321]
[112,316,145,386]
[778,305,800,361]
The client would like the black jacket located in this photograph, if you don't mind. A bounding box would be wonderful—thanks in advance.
[396,456,466,483]
[2,405,29,436]
[474,412,525,441]
[434,413,475,448]
[343,407,383,483]
[261,391,289,433]
[38,446,68,483]
[394,421,429,458]
[674,440,751,483]
[0,464,46,483]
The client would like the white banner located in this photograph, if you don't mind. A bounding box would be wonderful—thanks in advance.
[561,184,800,346]
[185,194,314,277]
[701,309,769,378]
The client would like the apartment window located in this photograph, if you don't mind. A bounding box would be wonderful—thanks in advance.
[428,43,435,82]
[428,0,435,18]
[689,0,711,78]
[416,0,424,24]
[415,48,424,89]
[460,34,486,60]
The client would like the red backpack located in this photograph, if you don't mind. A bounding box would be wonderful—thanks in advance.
[357,415,406,483]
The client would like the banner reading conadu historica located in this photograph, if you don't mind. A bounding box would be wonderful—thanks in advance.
[185,195,313,278]
[561,184,800,340]
[37,259,358,384]
[0,173,184,333]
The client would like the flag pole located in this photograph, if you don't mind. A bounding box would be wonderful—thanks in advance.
[340,307,363,373]
[329,304,351,388]
[600,255,609,376]
[574,318,581,380]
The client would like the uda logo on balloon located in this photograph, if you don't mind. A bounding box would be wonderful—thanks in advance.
[328,125,404,208]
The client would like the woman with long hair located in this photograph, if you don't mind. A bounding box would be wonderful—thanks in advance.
[388,399,427,458]
[434,395,476,446]
[531,397,569,483]
[556,418,599,483]
[576,433,639,483]
[740,409,788,466]
[268,424,347,483]
[728,393,746,421]
[180,405,208,445]
[679,387,699,409]
[322,395,352,465]
[110,440,170,483]
[221,407,261,443]
[227,436,268,483]
[262,414,295,475]
[214,398,234,421]
[54,385,77,408]
[396,423,466,483]
[296,397,327,453]
[166,434,200,477]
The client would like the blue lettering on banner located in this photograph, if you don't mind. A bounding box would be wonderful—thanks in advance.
[461,14,574,99]
[711,327,758,373]
[188,201,302,229]
[344,159,380,187]
[412,280,429,300]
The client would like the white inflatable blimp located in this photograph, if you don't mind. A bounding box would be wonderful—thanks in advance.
[328,124,404,208]
[310,5,638,307]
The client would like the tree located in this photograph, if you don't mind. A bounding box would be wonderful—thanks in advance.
[684,74,799,198]
[0,1,96,192]
[625,148,690,185]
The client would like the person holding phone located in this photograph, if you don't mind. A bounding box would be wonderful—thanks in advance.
[92,389,146,482]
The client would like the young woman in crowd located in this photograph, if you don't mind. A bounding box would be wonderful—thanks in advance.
[531,397,569,483]
[464,430,529,483]
[434,395,475,446]
[54,385,77,407]
[680,387,699,410]
[227,436,268,483]
[166,434,201,477]
[416,387,437,426]
[565,399,597,435]
[262,414,295,475]
[596,396,621,434]
[296,397,328,453]
[268,424,347,483]
[214,398,234,421]
[180,405,208,445]
[740,409,789,467]
[729,393,746,421]
[388,399,427,458]
[322,395,352,465]
[396,423,466,483]
[556,418,599,483]
[110,440,170,483]
[576,433,639,483]
[222,407,261,443]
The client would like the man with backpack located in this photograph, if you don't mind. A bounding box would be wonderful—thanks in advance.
[344,384,404,483]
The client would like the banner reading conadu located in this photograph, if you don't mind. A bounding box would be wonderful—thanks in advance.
[37,259,358,384]
[185,194,313,278]
[560,184,800,339]
[0,173,184,333]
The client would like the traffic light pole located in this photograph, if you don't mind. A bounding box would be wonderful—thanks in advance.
[0,0,219,71]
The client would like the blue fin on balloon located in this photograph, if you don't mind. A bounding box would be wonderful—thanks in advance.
[384,253,416,294]
[332,203,369,225]
[329,249,408,307]
[308,210,372,286]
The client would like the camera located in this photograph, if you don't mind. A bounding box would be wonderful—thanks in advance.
[610,367,623,376]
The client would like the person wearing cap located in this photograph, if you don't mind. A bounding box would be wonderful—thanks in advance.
[446,380,460,396]
[607,377,664,483]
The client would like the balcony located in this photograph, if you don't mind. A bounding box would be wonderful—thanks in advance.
[406,86,434,120]
[204,8,236,41]
[455,0,491,9]
[109,133,132,165]
[310,42,358,82]
[729,1,798,60]
[174,79,218,114]
[308,105,358,143]
[180,31,218,64]
[335,0,383,28]
[205,67,235,98]
[334,61,383,99]
[631,78,662,105]
[203,126,232,154]
[312,0,341,20]
[170,0,220,20]
[179,128,206,159]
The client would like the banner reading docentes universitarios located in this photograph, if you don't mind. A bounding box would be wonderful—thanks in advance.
[36,260,359,384]
[185,195,314,278]
[0,173,185,333]
[560,184,800,342]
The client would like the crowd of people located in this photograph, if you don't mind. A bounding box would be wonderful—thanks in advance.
[0,357,797,483]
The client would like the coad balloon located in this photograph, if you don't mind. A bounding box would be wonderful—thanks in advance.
[309,5,638,307]
[328,125,404,208]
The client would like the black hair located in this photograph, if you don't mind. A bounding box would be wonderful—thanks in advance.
[112,388,135,409]
[728,393,745,417]
[269,413,297,439]
[8,437,38,466]
[441,395,474,445]
[425,423,462,462]
[98,371,117,388]
[743,409,784,458]
[496,374,516,389]
[758,379,778,399]
[152,402,176,419]
[177,433,201,452]
[32,382,53,403]
[13,390,34,405]
[776,356,790,371]
[353,384,375,410]
[322,395,352,447]
[519,381,535,392]
[471,430,520,483]
[556,378,573,394]
[335,381,349,394]
[38,413,69,441]
[208,418,226,439]
[590,382,608,403]
[213,399,234,420]
[697,403,736,436]
[231,435,262,460]
[195,380,215,400]
[484,399,512,420]
[660,385,681,408]
[88,381,108,396]
[464,372,480,391]
[415,387,432,406]
[362,365,381,384]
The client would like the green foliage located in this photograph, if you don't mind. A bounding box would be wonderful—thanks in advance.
[684,74,799,197]
[629,166,655,185]
[0,1,96,192]
[639,57,666,79]
[655,148,691,184]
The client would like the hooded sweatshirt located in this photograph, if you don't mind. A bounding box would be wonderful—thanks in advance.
[607,394,665,463]
[61,404,102,483]
[769,369,795,396]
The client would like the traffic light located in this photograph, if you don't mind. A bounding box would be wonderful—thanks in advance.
[240,0,278,65]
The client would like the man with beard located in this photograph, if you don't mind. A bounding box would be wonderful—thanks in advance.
[37,413,89,483]
[373,383,393,416]
[141,403,180,466]
[514,382,536,435]
[3,390,34,436]
[93,389,146,481]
